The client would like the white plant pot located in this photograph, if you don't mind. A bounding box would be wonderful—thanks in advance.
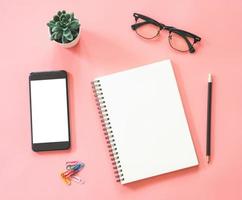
[54,29,81,48]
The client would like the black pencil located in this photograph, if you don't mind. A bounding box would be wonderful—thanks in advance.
[206,73,212,163]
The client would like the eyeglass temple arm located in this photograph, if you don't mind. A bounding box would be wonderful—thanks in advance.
[178,29,201,42]
[165,26,201,42]
[131,21,150,30]
[133,13,164,28]
[183,35,196,53]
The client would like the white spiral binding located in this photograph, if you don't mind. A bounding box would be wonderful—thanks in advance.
[91,80,124,182]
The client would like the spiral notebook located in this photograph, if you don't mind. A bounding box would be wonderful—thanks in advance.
[92,60,198,184]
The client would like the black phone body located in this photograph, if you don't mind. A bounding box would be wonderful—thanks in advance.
[29,70,71,151]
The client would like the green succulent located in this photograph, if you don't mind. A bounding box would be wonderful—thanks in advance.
[47,10,80,44]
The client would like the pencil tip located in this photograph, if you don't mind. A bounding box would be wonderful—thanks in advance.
[208,74,212,82]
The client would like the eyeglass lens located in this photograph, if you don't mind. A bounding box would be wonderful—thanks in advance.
[168,32,194,52]
[135,18,160,39]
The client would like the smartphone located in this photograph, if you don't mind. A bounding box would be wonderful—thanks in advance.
[29,70,71,151]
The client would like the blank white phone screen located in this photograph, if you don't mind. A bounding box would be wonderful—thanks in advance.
[30,78,69,143]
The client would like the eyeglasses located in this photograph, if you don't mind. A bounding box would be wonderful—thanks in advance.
[131,13,201,53]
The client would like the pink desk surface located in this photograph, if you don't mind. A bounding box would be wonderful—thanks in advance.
[1,0,242,199]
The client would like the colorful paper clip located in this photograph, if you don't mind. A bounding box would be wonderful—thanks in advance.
[60,161,85,185]
[61,173,71,185]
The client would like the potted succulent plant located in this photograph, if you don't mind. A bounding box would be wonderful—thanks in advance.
[47,10,80,48]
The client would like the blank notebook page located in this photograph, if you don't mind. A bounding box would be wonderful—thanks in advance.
[95,60,198,184]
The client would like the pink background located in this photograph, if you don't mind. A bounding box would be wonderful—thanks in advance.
[1,0,242,199]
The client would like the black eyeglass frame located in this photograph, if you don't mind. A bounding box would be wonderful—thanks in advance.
[131,13,201,53]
